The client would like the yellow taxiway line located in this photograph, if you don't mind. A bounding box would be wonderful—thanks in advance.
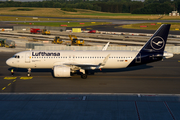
[4,77,17,80]
[20,77,33,80]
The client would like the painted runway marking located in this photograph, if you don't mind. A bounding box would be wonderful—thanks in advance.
[2,87,6,90]
[1,76,179,79]
[2,79,17,91]
[20,77,33,80]
[135,101,141,120]
[1,76,180,80]
[86,28,92,29]
[4,77,17,80]
[82,96,86,101]
[7,83,11,86]
[164,102,176,120]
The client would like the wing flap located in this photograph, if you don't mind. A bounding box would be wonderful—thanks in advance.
[64,63,98,68]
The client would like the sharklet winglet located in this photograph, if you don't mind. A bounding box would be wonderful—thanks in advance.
[102,42,110,51]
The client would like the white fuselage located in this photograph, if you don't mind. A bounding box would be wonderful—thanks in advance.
[6,50,139,69]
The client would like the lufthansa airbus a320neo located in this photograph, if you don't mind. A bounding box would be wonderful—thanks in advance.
[6,24,173,79]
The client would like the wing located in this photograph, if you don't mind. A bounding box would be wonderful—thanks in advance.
[64,63,99,70]
[64,54,111,70]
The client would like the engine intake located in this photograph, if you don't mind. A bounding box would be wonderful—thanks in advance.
[53,65,71,77]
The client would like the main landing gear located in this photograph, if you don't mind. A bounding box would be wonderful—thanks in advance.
[81,73,87,79]
[80,69,88,79]
[27,68,31,77]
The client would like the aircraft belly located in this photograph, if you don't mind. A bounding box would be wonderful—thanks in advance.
[104,63,126,68]
[103,59,134,69]
[19,62,31,68]
[19,60,52,68]
[37,60,53,68]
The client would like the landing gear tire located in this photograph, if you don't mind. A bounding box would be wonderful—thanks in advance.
[81,74,87,79]
[27,73,31,77]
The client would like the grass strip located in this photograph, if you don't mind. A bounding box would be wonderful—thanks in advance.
[121,23,180,31]
[1,7,180,20]
[11,22,111,27]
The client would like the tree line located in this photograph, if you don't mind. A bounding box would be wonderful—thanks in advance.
[0,0,180,14]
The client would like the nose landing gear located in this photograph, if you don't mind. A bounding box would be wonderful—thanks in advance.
[27,68,31,76]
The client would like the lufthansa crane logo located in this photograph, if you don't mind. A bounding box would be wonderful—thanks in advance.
[150,36,165,50]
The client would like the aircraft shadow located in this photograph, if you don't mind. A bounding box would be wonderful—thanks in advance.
[7,67,54,77]
[8,68,52,72]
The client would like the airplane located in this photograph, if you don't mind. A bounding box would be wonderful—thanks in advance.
[6,24,173,79]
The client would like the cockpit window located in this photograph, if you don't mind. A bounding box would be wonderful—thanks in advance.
[13,55,20,58]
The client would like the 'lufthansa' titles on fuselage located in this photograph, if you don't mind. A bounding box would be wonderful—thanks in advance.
[32,52,60,56]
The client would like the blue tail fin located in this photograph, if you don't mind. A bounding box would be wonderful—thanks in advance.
[140,24,171,54]
[128,24,171,67]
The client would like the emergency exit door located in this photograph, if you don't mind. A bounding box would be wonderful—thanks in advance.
[25,53,31,63]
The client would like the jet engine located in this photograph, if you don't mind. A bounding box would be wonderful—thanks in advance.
[53,65,71,77]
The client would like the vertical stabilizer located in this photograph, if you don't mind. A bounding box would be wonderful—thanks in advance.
[140,24,171,54]
[128,24,171,67]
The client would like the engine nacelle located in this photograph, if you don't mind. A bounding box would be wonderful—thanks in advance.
[53,65,71,77]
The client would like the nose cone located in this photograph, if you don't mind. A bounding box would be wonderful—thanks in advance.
[6,58,13,66]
